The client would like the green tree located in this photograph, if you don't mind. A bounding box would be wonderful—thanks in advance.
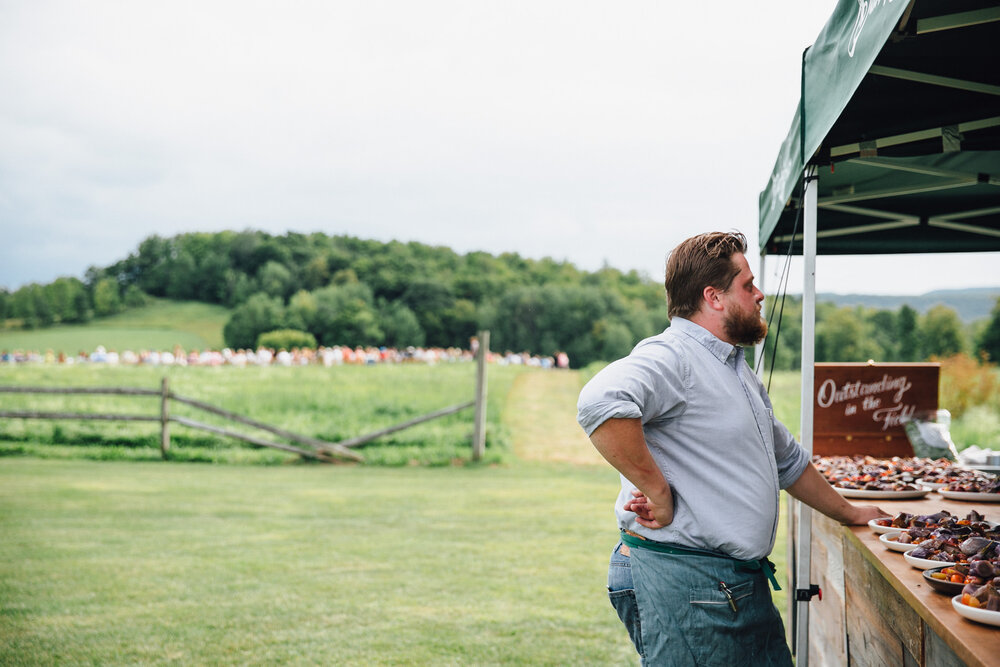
[976,297,1000,362]
[310,283,383,346]
[815,306,881,362]
[897,304,921,361]
[196,250,232,303]
[165,250,198,300]
[285,290,318,332]
[46,277,90,323]
[257,329,317,351]
[379,301,425,347]
[123,284,147,309]
[258,261,294,300]
[135,235,173,296]
[228,230,266,275]
[92,278,123,317]
[591,318,635,362]
[302,255,330,290]
[222,269,256,307]
[482,284,647,367]
[10,284,52,328]
[759,295,803,372]
[920,305,966,358]
[400,280,456,346]
[866,309,898,361]
[223,293,285,349]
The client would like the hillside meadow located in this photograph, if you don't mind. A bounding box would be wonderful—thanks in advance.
[0,298,229,353]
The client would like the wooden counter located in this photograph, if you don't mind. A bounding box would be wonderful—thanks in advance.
[803,494,1000,666]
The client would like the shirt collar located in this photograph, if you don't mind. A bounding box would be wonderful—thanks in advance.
[668,317,741,365]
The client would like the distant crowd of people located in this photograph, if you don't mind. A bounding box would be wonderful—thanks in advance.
[1,345,571,369]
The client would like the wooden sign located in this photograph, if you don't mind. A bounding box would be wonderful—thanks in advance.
[812,362,939,457]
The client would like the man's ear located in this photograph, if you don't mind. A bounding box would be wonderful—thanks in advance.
[703,286,726,312]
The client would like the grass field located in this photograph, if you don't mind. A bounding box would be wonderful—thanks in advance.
[0,298,230,353]
[0,458,640,665]
[0,366,794,665]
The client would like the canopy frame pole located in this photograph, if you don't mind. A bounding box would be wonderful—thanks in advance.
[830,115,1000,158]
[916,7,1000,35]
[868,64,1000,97]
[929,219,1000,239]
[793,164,818,665]
[755,250,766,378]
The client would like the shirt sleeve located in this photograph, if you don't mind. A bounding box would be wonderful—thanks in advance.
[576,341,688,437]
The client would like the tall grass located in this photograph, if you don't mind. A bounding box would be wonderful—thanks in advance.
[0,363,521,466]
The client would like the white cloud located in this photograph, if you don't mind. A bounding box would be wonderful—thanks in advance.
[2,1,996,295]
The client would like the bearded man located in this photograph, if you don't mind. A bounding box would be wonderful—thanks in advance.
[577,231,886,666]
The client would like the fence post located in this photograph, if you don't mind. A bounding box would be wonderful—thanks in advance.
[472,330,489,461]
[160,377,170,459]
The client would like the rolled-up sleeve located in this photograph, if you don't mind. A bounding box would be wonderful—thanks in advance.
[576,343,687,437]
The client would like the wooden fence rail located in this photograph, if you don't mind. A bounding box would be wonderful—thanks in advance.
[0,380,359,462]
[0,329,492,463]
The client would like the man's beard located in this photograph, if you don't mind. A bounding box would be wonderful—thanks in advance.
[723,306,768,346]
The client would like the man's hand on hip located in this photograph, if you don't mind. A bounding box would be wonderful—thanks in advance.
[623,488,673,529]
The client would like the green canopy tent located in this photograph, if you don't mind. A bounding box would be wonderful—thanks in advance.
[757,1,1000,663]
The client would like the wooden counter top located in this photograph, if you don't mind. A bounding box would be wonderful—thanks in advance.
[839,494,1000,666]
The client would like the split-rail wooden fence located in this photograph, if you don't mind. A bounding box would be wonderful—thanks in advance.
[0,331,491,463]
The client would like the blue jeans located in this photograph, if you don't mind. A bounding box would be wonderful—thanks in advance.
[608,542,644,659]
[626,542,792,667]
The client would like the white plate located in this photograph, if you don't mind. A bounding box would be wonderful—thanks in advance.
[868,518,906,534]
[966,464,1000,474]
[952,594,1000,627]
[918,481,945,490]
[879,533,919,552]
[904,551,959,570]
[835,487,930,499]
[938,489,1000,502]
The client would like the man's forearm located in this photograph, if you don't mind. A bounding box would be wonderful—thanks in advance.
[588,417,673,526]
[787,463,887,525]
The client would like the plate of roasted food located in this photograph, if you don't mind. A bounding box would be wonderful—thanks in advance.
[867,509,988,535]
[938,475,1000,502]
[902,523,1000,570]
[837,486,930,499]
[918,466,991,490]
[924,561,999,596]
[952,579,1000,626]
[877,510,992,553]
[814,455,953,498]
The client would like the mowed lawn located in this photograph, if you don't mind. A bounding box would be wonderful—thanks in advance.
[0,458,637,665]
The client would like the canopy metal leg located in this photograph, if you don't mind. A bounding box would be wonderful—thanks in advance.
[755,249,767,378]
[793,166,818,665]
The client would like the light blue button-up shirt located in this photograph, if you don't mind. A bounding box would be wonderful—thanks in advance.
[577,317,810,560]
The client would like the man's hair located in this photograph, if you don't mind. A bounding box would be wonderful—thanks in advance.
[664,231,748,319]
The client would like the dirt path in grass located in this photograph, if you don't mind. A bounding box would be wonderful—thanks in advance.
[502,370,605,465]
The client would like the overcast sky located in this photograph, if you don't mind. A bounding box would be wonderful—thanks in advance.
[2,1,997,296]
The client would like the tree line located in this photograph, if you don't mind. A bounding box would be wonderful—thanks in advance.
[760,297,1000,371]
[2,229,999,368]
